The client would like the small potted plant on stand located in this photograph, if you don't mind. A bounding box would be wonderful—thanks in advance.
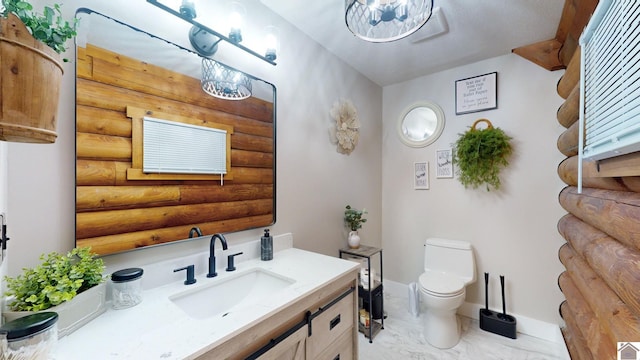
[3,247,106,338]
[344,205,367,249]
[0,0,77,143]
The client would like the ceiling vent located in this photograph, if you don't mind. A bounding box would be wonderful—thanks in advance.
[410,7,448,43]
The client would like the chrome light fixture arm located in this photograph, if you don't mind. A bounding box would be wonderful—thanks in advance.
[147,0,276,65]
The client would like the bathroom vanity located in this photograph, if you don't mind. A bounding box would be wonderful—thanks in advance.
[53,246,359,359]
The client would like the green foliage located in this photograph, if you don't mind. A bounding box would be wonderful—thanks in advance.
[5,247,105,311]
[1,0,77,55]
[344,205,367,231]
[453,124,513,191]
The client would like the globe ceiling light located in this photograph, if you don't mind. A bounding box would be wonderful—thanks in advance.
[201,58,252,100]
[345,0,434,42]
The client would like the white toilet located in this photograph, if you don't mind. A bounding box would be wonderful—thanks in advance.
[418,238,476,349]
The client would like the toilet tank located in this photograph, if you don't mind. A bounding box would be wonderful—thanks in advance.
[424,238,476,285]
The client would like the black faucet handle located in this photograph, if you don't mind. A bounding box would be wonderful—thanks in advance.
[174,265,197,285]
[226,252,244,272]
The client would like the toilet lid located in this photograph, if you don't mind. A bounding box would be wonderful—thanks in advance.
[419,272,464,296]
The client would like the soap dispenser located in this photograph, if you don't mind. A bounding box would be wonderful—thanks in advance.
[261,229,273,261]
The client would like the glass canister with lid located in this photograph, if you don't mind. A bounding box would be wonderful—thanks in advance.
[111,267,144,309]
[0,311,58,360]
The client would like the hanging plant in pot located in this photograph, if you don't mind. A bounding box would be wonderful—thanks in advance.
[344,205,367,249]
[453,119,513,191]
[0,0,77,143]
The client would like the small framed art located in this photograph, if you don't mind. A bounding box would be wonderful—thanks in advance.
[436,149,453,178]
[414,162,429,189]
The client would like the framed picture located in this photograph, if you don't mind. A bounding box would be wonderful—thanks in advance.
[414,162,429,189]
[436,149,454,178]
[455,72,497,115]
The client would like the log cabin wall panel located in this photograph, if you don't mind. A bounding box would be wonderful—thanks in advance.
[516,0,640,356]
[549,3,640,355]
[76,45,275,255]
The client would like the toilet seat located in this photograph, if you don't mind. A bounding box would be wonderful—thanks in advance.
[419,272,465,297]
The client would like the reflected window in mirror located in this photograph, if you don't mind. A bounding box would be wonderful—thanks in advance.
[74,9,276,256]
[397,101,445,148]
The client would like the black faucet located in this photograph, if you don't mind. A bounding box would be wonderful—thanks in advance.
[174,265,196,285]
[207,233,228,278]
[188,226,203,238]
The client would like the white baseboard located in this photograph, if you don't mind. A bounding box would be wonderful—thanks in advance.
[383,279,567,345]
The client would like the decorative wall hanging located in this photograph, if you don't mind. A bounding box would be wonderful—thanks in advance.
[414,162,429,189]
[329,99,360,155]
[436,149,453,178]
[455,72,498,115]
[453,119,512,191]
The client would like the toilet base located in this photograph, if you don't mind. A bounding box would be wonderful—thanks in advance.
[424,309,461,349]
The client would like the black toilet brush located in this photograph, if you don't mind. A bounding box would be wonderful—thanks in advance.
[479,273,517,339]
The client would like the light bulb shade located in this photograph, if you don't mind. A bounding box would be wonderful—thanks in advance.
[345,0,433,42]
[264,26,279,61]
[201,59,252,100]
[228,2,245,43]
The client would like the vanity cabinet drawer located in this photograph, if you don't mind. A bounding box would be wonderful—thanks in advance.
[306,292,354,360]
[313,328,353,360]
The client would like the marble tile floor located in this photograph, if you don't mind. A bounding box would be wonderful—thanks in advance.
[358,293,569,360]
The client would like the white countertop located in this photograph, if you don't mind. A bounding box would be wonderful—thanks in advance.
[54,247,358,359]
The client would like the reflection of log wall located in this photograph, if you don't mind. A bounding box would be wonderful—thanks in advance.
[76,45,274,255]
[553,5,640,356]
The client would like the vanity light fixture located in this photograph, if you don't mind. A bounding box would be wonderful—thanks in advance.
[201,58,252,100]
[345,0,434,42]
[147,0,277,65]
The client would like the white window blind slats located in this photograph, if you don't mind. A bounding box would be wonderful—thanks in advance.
[143,116,227,174]
[581,0,640,161]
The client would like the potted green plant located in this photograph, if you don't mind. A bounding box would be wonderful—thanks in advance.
[0,0,77,143]
[3,247,107,337]
[453,119,513,191]
[344,205,367,248]
[1,0,77,54]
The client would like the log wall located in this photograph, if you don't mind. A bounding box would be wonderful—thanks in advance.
[76,45,275,255]
[550,3,640,357]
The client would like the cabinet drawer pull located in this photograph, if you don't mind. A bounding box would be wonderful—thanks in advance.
[329,314,341,330]
[333,355,340,360]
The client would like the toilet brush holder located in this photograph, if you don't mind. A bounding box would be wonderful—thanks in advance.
[479,273,517,339]
[479,309,516,339]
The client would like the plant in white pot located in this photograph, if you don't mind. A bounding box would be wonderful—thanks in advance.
[344,205,367,249]
[3,247,107,337]
[0,0,77,143]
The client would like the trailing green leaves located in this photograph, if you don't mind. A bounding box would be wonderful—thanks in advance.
[4,247,105,311]
[1,0,77,55]
[453,122,513,191]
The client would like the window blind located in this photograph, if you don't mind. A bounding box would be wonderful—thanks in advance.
[581,0,640,161]
[143,116,227,174]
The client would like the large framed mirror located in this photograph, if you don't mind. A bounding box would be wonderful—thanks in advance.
[75,9,276,256]
[397,101,445,147]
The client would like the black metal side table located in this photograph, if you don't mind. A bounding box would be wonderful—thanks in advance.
[339,245,384,343]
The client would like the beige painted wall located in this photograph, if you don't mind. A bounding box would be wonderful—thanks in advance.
[382,54,566,324]
[5,0,382,276]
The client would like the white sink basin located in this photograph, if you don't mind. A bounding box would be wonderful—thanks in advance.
[169,268,295,319]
